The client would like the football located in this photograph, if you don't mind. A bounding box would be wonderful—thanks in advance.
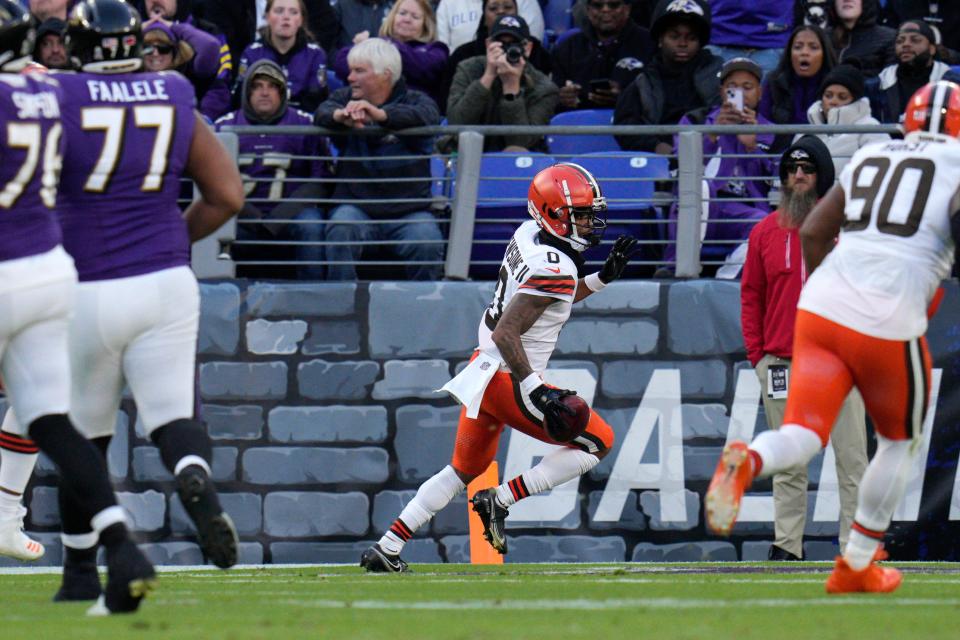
[545,394,590,443]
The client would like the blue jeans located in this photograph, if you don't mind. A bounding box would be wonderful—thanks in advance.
[325,204,444,281]
[236,206,325,280]
[707,45,784,78]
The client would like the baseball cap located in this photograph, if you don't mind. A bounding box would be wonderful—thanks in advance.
[489,14,530,42]
[720,57,763,83]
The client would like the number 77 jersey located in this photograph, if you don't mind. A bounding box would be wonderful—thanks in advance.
[53,70,197,282]
[798,137,960,341]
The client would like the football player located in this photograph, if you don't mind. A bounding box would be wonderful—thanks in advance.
[706,80,960,594]
[15,0,243,600]
[0,0,156,613]
[361,163,638,572]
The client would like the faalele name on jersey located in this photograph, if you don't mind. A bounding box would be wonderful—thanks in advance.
[504,237,532,282]
[86,78,170,103]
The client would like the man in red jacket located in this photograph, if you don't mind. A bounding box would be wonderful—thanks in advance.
[740,135,867,561]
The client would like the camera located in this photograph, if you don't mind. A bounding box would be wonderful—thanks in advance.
[504,43,524,64]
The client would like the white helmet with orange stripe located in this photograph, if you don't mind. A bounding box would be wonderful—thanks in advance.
[527,163,607,252]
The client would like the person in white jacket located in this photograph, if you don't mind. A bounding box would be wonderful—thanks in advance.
[799,64,889,176]
[436,0,543,50]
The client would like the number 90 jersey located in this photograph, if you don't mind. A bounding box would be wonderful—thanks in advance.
[799,137,960,340]
[477,220,579,373]
[53,70,197,282]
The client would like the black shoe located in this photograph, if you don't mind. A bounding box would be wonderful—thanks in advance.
[177,465,238,569]
[53,560,102,602]
[768,544,803,561]
[470,488,508,554]
[360,543,408,573]
[103,539,156,614]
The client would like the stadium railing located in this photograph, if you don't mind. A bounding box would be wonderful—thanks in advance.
[194,122,900,280]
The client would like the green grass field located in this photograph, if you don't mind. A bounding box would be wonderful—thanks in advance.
[2,563,959,640]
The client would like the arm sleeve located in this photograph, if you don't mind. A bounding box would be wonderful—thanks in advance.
[382,91,441,129]
[446,68,492,124]
[395,40,449,88]
[740,228,766,367]
[499,77,558,149]
[172,22,221,79]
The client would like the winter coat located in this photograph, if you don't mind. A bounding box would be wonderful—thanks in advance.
[877,60,953,123]
[446,55,559,151]
[236,31,329,113]
[829,0,896,77]
[801,97,889,176]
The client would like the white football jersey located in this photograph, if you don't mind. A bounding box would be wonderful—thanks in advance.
[799,136,960,340]
[477,221,579,373]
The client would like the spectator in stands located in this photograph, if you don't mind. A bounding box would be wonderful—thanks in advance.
[878,20,954,123]
[329,0,391,52]
[707,0,793,75]
[204,0,337,62]
[827,0,896,77]
[882,0,960,61]
[234,0,329,115]
[436,0,543,52]
[315,38,444,281]
[447,15,557,151]
[658,58,775,276]
[802,64,888,175]
[334,0,449,109]
[32,18,69,69]
[613,0,720,154]
[741,135,867,562]
[573,0,655,31]
[142,21,195,72]
[759,25,837,152]
[447,0,551,78]
[133,1,234,119]
[216,60,328,280]
[551,0,653,112]
[28,0,68,21]
[794,0,831,31]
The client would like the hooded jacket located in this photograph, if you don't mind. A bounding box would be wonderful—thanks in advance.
[550,19,654,112]
[828,0,896,77]
[236,29,329,114]
[315,79,440,217]
[613,47,722,152]
[802,96,889,175]
[877,60,953,123]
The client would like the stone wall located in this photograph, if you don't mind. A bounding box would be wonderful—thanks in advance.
[11,280,960,566]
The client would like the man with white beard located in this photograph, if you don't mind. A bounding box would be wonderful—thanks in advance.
[739,135,868,562]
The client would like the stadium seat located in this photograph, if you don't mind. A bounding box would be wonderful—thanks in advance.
[469,152,556,278]
[543,0,574,46]
[326,69,343,93]
[546,109,619,157]
[574,151,671,266]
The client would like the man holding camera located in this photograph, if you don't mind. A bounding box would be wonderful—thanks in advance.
[447,14,558,151]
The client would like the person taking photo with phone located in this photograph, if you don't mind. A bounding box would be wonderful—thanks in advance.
[447,14,559,151]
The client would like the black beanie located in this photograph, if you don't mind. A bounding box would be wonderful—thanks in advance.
[819,64,865,102]
[779,135,835,197]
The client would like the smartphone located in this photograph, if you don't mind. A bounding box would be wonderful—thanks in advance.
[589,78,612,93]
[726,87,744,112]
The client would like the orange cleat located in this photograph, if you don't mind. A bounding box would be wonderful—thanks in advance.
[705,441,753,536]
[825,556,902,594]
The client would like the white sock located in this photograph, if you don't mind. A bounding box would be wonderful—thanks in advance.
[0,409,39,503]
[750,424,822,479]
[843,435,916,570]
[378,465,465,555]
[496,448,599,508]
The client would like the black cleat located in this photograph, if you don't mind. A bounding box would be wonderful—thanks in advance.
[53,561,102,602]
[470,488,508,554]
[360,543,409,573]
[177,465,238,569]
[102,539,156,614]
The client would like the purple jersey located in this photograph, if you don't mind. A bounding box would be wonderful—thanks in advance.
[54,70,197,281]
[215,107,327,215]
[0,73,64,262]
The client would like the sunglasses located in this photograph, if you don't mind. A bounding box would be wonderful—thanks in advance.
[149,44,174,55]
[588,1,624,9]
[784,161,817,174]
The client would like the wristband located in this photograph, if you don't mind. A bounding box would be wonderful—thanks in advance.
[585,272,607,292]
[519,373,542,397]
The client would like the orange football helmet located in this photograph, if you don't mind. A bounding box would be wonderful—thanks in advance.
[527,162,607,251]
[903,80,960,139]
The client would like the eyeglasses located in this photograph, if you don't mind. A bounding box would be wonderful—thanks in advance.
[587,1,624,9]
[149,44,174,55]
[784,161,817,174]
